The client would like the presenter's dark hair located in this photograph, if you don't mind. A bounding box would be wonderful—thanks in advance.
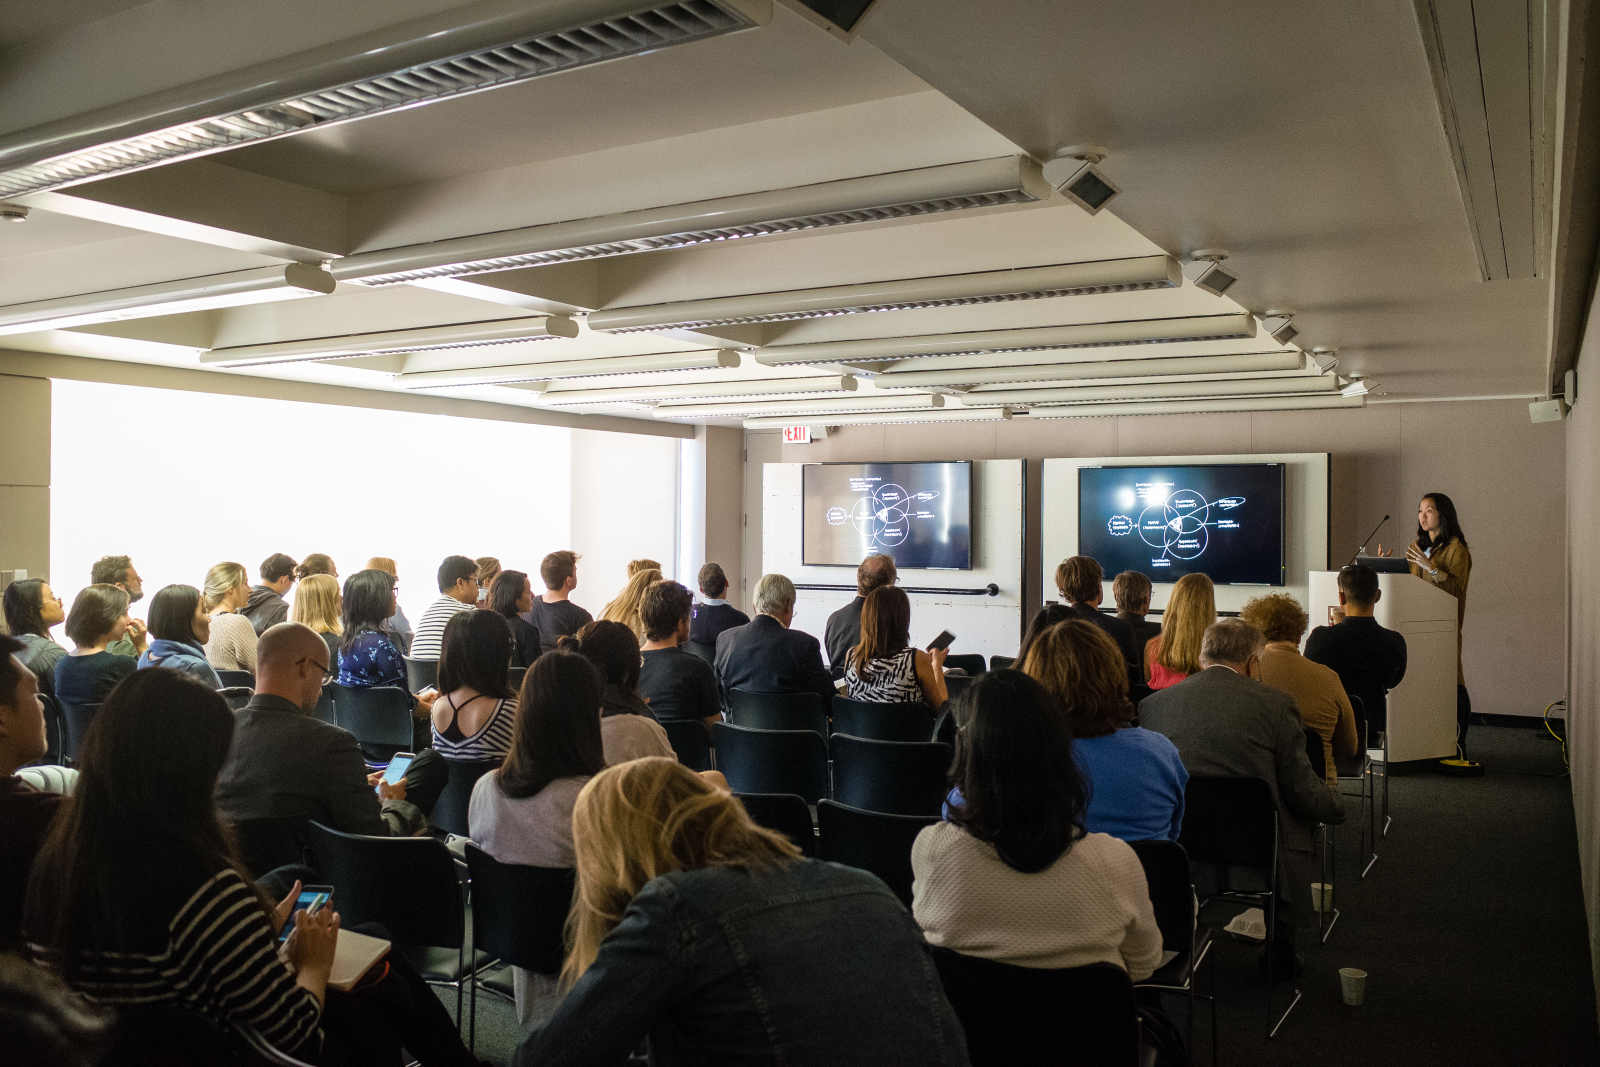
[486,570,529,617]
[3,578,48,637]
[1417,492,1468,550]
[947,670,1085,873]
[573,620,642,690]
[437,610,514,700]
[437,555,477,593]
[146,585,202,643]
[498,651,606,800]
[340,569,396,653]
[1337,564,1380,607]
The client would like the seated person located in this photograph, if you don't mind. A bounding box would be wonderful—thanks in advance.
[1054,557,1140,676]
[510,758,969,1067]
[1019,620,1186,842]
[638,581,721,733]
[136,584,223,689]
[430,611,518,764]
[714,574,835,706]
[1240,593,1359,787]
[1139,618,1344,974]
[410,555,478,661]
[1144,573,1215,690]
[485,570,542,668]
[218,623,447,845]
[475,557,500,605]
[1111,570,1162,659]
[470,651,607,1030]
[366,556,413,647]
[843,586,948,708]
[523,551,594,654]
[627,559,661,578]
[599,567,662,644]
[912,670,1162,980]
[54,586,141,709]
[243,553,297,636]
[25,668,478,1067]
[1303,563,1408,733]
[336,569,438,752]
[824,554,896,669]
[688,562,749,650]
[0,635,59,949]
[289,573,343,667]
[3,579,67,697]
[89,555,147,658]
[202,562,259,673]
[565,622,673,765]
[1015,603,1073,664]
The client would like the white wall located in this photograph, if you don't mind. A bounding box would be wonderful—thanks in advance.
[569,427,680,616]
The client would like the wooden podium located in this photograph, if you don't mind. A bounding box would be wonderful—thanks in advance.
[1305,570,1459,762]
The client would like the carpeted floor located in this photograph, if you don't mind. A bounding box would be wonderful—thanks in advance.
[438,723,1600,1066]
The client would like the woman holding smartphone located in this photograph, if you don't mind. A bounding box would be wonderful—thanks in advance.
[844,586,948,708]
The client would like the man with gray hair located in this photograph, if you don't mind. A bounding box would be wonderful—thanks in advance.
[824,554,897,668]
[713,573,834,705]
[1140,617,1344,977]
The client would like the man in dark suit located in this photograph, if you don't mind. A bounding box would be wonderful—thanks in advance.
[1304,563,1408,733]
[715,573,835,705]
[1056,556,1141,683]
[689,562,749,649]
[1141,618,1344,973]
[824,554,897,669]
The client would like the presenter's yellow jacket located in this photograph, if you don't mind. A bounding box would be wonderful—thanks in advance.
[1408,536,1470,685]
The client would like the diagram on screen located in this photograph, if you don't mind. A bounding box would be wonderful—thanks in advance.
[824,482,941,550]
[1107,487,1245,562]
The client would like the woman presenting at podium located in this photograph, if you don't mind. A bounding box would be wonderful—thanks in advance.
[1405,493,1473,753]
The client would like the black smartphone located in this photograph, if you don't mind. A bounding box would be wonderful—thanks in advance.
[278,885,333,942]
[927,630,957,652]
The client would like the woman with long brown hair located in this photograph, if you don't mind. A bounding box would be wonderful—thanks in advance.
[843,585,948,707]
[507,758,969,1066]
[1143,572,1215,690]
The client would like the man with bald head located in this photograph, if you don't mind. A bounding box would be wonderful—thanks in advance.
[217,623,447,869]
[824,554,897,669]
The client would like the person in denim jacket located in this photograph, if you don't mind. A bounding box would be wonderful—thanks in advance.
[136,585,222,690]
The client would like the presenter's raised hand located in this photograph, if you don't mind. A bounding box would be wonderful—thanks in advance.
[1372,543,1395,557]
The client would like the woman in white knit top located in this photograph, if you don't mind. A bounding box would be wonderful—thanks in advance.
[911,669,1163,981]
[200,562,258,673]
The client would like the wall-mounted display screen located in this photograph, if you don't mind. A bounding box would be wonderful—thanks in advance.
[1077,463,1285,586]
[803,461,973,570]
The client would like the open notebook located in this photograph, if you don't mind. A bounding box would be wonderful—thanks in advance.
[329,928,391,992]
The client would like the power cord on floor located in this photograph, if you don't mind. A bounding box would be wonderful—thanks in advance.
[1496,700,1571,778]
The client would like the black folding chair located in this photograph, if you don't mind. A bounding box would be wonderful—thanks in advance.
[403,656,438,695]
[685,639,716,665]
[218,686,254,711]
[216,669,255,689]
[327,684,414,763]
[106,1008,316,1066]
[712,723,829,804]
[312,682,337,725]
[734,792,816,856]
[942,653,986,676]
[829,734,952,816]
[1343,695,1380,872]
[661,718,714,771]
[40,692,65,765]
[432,759,500,837]
[830,695,937,742]
[59,700,99,762]
[233,817,309,880]
[943,673,974,703]
[816,799,937,906]
[1130,838,1217,1066]
[507,666,527,690]
[989,655,1015,672]
[1304,727,1341,942]
[462,845,574,1052]
[931,948,1139,1067]
[726,689,828,738]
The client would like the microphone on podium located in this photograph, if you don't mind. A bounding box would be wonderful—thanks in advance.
[1348,515,1390,566]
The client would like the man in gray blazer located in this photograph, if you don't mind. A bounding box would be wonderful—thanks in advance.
[1140,617,1344,972]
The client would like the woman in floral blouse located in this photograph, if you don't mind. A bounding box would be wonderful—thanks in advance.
[338,568,437,749]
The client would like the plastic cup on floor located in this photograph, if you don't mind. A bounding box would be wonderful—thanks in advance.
[1312,882,1334,912]
[1340,967,1367,1005]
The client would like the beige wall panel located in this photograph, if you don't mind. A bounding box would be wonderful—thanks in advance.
[703,424,745,605]
[881,420,1001,462]
[0,486,50,582]
[1114,411,1252,457]
[0,375,51,486]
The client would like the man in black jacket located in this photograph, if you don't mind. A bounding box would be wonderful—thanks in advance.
[714,574,835,706]
[689,562,749,649]
[1304,564,1408,732]
[823,554,896,669]
[243,553,297,636]
[1056,556,1141,684]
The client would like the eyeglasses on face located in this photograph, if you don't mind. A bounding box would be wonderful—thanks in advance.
[297,657,336,685]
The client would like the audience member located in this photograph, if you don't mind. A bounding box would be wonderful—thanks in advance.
[365,556,413,646]
[294,553,338,582]
[486,570,542,668]
[244,553,298,636]
[599,566,662,643]
[1018,620,1186,841]
[1240,593,1359,787]
[825,554,897,668]
[1139,618,1343,972]
[3,580,67,696]
[0,636,57,949]
[510,758,969,1067]
[567,621,674,764]
[1304,563,1408,734]
[289,573,343,665]
[475,557,501,605]
[89,556,146,657]
[844,586,948,708]
[54,586,139,709]
[627,558,661,578]
[912,670,1162,980]
[201,562,258,673]
[430,611,518,764]
[1015,603,1073,664]
[1112,570,1162,657]
[27,667,475,1066]
[136,585,223,689]
[1054,556,1140,675]
[0,950,114,1067]
[410,555,479,661]
[524,551,593,654]
[335,569,439,750]
[639,580,721,732]
[219,623,447,840]
[1145,572,1215,690]
[689,562,748,648]
[714,574,835,706]
[469,651,607,1029]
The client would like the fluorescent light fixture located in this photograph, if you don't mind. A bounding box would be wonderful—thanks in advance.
[1182,250,1238,297]
[398,348,741,388]
[543,375,856,405]
[1259,311,1298,346]
[957,375,1340,407]
[201,315,578,367]
[0,0,770,198]
[744,407,1012,428]
[332,156,1052,285]
[654,393,945,419]
[584,256,1181,334]
[873,350,1305,389]
[1340,377,1375,397]
[1018,394,1365,419]
[754,314,1257,368]
[0,263,334,337]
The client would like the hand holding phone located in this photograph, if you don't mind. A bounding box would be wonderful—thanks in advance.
[926,630,956,652]
[375,752,414,797]
[278,885,333,943]
[285,900,340,980]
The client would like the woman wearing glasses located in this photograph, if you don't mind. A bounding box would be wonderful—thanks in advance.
[337,569,439,752]
[2,578,67,696]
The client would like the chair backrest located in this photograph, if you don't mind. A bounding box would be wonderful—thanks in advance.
[215,669,255,688]
[58,700,99,762]
[431,758,500,837]
[39,692,64,765]
[507,666,527,690]
[1338,696,1370,778]
[326,684,413,760]
[1178,774,1278,872]
[233,817,309,880]
[988,655,1015,672]
[684,640,716,665]
[942,653,986,676]
[816,799,938,906]
[312,683,337,725]
[305,821,464,948]
[218,686,254,711]
[734,792,816,856]
[712,722,829,804]
[403,656,438,695]
[943,673,974,703]
[830,695,936,743]
[830,734,953,816]
[1304,726,1327,780]
[1128,839,1196,955]
[930,947,1139,1067]
[463,844,575,976]
[661,718,714,772]
[727,689,828,737]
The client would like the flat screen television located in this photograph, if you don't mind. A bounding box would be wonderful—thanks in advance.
[803,461,973,570]
[1077,463,1286,586]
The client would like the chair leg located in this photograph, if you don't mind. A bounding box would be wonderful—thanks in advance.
[1321,824,1340,944]
[456,942,465,1035]
[468,955,478,1054]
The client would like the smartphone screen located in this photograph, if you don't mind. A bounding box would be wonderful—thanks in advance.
[278,886,332,942]
[377,752,415,792]
[927,630,957,652]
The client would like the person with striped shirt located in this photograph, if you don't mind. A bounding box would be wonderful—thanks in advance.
[409,556,479,662]
[430,611,518,763]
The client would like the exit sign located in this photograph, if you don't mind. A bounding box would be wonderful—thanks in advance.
[783,425,811,444]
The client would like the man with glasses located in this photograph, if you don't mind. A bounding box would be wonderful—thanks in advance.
[824,554,897,670]
[408,555,479,661]
[91,555,148,657]
[217,624,448,854]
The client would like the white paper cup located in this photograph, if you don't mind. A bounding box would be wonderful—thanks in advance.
[1340,967,1367,1006]
[1312,882,1334,912]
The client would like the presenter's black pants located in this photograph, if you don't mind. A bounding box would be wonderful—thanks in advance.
[1457,685,1472,751]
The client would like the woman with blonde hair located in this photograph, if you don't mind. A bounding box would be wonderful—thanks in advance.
[474,557,501,605]
[626,558,661,578]
[508,758,969,1066]
[201,562,257,673]
[598,566,661,643]
[290,573,343,664]
[1143,573,1215,690]
[365,555,413,649]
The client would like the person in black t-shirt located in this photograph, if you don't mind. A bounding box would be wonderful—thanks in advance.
[639,581,722,733]
[1304,564,1408,733]
[523,550,593,654]
[688,563,748,650]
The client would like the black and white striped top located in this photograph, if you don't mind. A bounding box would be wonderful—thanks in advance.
[432,694,518,762]
[410,597,475,660]
[34,867,322,1057]
[844,647,923,704]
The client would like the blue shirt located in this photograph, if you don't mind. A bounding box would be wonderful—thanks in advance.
[337,630,407,690]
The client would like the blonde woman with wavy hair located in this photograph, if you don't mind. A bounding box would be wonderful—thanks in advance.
[201,561,257,673]
[290,573,344,664]
[1144,573,1215,690]
[513,757,970,1065]
[598,567,661,643]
